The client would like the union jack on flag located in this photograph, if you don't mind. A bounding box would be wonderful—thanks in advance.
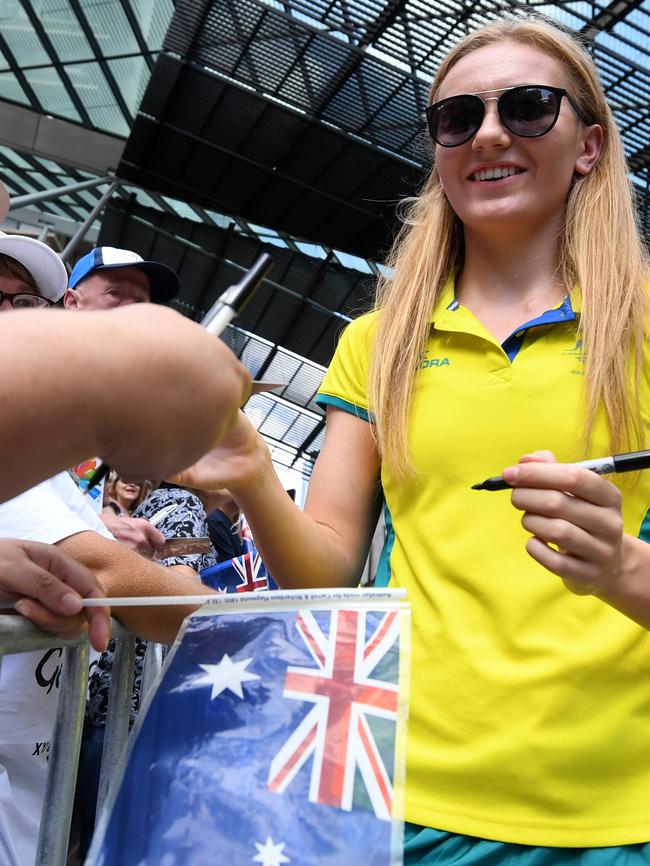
[88,590,409,866]
[269,608,399,819]
[238,513,255,552]
[201,547,278,593]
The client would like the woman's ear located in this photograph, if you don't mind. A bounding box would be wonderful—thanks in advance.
[574,123,604,176]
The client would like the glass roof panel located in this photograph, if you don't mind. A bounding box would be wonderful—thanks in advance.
[295,241,328,260]
[0,145,33,169]
[229,330,276,379]
[258,234,291,249]
[205,210,237,230]
[131,0,175,48]
[124,187,163,210]
[240,0,650,183]
[75,188,104,207]
[282,412,322,449]
[334,250,373,273]
[23,169,56,190]
[259,405,302,441]
[598,28,650,71]
[0,0,173,139]
[2,167,33,192]
[33,3,93,63]
[34,154,71,174]
[23,66,81,121]
[163,198,204,221]
[81,3,141,56]
[66,61,129,135]
[108,56,152,117]
[248,222,281,237]
[0,72,28,105]
[0,5,50,67]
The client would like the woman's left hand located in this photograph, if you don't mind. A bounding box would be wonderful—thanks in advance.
[503,451,626,598]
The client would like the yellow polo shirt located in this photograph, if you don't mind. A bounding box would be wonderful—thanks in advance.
[316,281,650,846]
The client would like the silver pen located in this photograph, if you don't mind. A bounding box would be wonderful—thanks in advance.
[149,504,179,526]
[201,253,274,337]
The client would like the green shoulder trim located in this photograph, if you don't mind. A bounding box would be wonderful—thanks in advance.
[315,394,370,422]
[638,508,650,543]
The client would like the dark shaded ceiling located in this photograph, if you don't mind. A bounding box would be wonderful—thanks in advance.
[99,196,375,367]
[118,0,650,260]
[1,0,649,470]
[119,54,418,260]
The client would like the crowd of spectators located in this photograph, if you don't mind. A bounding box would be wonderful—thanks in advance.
[0,227,255,866]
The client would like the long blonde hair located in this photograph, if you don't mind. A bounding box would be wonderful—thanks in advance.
[369,15,650,476]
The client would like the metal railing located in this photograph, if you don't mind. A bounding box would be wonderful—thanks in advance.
[0,616,163,866]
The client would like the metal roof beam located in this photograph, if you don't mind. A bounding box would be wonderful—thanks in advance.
[629,143,650,174]
[0,102,125,175]
[581,0,647,39]
[293,417,325,464]
[3,206,100,244]
[110,207,352,324]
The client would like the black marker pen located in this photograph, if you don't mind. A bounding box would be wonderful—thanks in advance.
[472,449,650,491]
[83,461,110,496]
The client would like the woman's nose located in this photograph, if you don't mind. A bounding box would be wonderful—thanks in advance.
[471,100,511,149]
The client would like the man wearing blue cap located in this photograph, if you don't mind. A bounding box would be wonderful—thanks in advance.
[64,246,179,310]
[64,247,181,553]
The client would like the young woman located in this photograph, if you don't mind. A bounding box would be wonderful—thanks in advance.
[177,15,650,863]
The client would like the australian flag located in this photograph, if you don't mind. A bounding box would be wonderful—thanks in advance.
[201,516,279,592]
[200,548,278,593]
[87,590,410,866]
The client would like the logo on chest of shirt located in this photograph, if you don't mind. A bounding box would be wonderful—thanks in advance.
[562,339,586,375]
[35,648,63,694]
[418,351,450,369]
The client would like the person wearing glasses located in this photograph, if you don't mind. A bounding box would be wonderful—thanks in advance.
[0,231,67,310]
[176,14,650,865]
[0,233,109,646]
[0,236,251,866]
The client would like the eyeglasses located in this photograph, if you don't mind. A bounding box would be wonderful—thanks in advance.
[426,85,590,148]
[0,290,51,309]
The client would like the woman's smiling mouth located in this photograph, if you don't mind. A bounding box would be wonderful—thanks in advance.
[470,165,525,182]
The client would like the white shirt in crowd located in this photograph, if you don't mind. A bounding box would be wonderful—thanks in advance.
[0,472,112,866]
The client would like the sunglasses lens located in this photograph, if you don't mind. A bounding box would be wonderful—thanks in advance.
[430,95,483,146]
[500,87,560,137]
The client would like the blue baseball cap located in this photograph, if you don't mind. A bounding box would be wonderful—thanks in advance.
[68,247,180,302]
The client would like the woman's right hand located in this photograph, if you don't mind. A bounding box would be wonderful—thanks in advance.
[167,411,270,496]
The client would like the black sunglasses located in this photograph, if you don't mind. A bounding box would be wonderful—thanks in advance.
[426,85,590,148]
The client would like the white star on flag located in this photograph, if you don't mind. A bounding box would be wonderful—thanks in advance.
[252,836,290,865]
[195,654,260,699]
